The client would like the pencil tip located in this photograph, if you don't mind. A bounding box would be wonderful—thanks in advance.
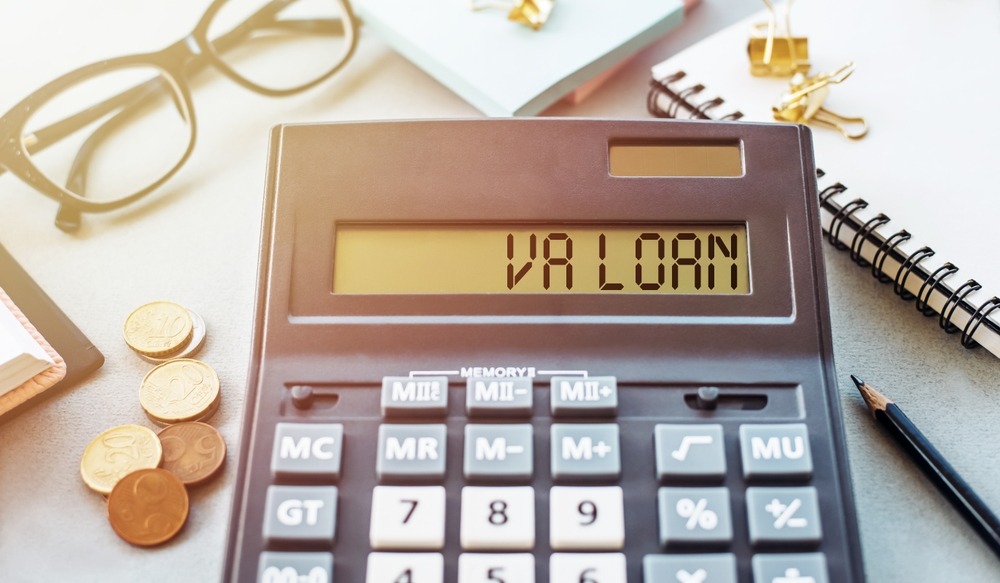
[851,374,890,414]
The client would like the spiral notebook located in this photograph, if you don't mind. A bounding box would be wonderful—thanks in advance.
[647,0,1000,359]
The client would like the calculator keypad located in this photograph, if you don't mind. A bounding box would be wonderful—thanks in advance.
[256,376,836,582]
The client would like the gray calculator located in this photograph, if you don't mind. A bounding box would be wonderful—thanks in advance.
[222,119,864,582]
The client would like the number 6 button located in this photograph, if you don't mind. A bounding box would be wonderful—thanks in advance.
[549,486,625,550]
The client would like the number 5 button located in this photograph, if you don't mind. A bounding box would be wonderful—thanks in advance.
[370,486,446,550]
[550,486,625,550]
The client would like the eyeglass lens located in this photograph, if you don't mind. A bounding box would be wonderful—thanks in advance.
[22,0,353,210]
[207,0,353,92]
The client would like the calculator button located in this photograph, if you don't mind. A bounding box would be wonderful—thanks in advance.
[642,553,737,583]
[466,377,533,418]
[654,424,726,481]
[739,424,813,480]
[551,424,621,481]
[746,487,822,546]
[270,423,344,480]
[464,424,533,482]
[549,486,625,550]
[262,485,338,544]
[549,553,627,583]
[458,553,535,583]
[460,486,535,550]
[550,376,618,417]
[381,376,449,418]
[751,553,829,583]
[258,551,333,583]
[369,486,446,550]
[366,552,443,583]
[376,424,447,482]
[657,487,733,547]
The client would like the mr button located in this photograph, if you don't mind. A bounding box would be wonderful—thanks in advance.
[377,424,447,482]
[381,376,449,418]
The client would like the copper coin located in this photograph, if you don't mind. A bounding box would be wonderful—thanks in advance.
[157,422,226,486]
[107,468,189,547]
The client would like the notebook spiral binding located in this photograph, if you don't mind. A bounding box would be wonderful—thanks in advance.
[648,70,1000,354]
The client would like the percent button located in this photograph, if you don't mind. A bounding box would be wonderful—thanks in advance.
[658,487,733,547]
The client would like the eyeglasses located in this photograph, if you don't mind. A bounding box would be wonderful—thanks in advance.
[0,0,358,232]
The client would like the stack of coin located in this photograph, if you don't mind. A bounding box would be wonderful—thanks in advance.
[79,306,227,547]
[123,301,207,363]
[139,359,221,426]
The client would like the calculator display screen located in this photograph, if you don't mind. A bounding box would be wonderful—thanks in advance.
[332,224,749,294]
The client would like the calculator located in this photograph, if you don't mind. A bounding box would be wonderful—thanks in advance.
[222,119,864,583]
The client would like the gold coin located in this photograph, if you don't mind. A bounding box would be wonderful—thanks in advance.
[123,301,194,357]
[158,422,227,486]
[139,359,221,425]
[137,308,207,364]
[80,424,163,495]
[107,468,189,547]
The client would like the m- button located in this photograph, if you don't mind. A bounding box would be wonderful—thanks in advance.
[271,423,344,480]
[381,376,449,418]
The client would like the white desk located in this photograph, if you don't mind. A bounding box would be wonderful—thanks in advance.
[1,1,998,581]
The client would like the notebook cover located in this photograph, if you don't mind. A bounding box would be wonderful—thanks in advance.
[0,288,67,414]
[0,242,104,416]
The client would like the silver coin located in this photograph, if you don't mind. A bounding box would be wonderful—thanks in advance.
[137,309,206,364]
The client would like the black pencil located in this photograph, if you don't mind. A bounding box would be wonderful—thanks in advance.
[851,375,1000,559]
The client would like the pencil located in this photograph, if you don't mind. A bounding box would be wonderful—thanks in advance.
[851,375,1000,559]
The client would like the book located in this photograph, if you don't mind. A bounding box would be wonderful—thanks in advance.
[647,0,1000,358]
[355,0,685,117]
[0,288,59,397]
[0,243,104,416]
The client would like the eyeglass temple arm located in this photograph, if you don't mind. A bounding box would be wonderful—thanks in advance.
[13,0,338,165]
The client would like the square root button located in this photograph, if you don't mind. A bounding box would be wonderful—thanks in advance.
[551,424,620,481]
[381,376,449,418]
[655,424,726,481]
[550,376,617,418]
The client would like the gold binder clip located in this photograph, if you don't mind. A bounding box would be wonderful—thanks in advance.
[748,0,810,77]
[773,62,869,140]
[468,0,555,31]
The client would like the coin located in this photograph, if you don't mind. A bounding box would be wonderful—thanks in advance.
[107,468,189,547]
[80,424,163,495]
[123,301,194,357]
[157,422,227,486]
[139,359,221,425]
[137,308,207,364]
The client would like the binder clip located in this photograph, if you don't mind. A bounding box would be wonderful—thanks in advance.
[773,62,869,140]
[468,0,554,31]
[748,0,810,77]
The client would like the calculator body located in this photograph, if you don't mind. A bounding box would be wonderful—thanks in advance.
[223,119,864,582]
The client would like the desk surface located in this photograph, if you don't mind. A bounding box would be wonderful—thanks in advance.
[1,1,999,581]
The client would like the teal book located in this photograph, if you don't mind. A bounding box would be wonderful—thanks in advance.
[356,0,685,116]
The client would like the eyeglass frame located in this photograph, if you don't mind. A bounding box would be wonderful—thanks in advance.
[0,0,358,229]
